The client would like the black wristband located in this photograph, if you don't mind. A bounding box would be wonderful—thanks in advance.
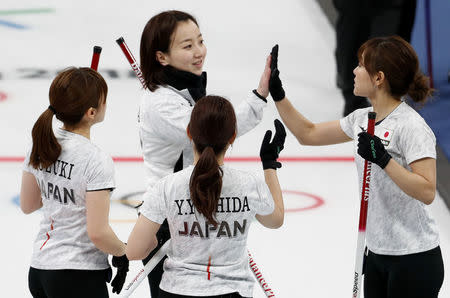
[112,254,129,271]
[252,89,267,103]
[262,160,281,170]
[378,153,392,169]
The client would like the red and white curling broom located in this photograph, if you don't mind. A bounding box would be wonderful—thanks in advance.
[248,250,276,297]
[121,240,170,298]
[352,111,376,298]
[116,36,277,297]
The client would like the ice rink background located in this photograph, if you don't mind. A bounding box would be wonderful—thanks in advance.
[1,0,449,297]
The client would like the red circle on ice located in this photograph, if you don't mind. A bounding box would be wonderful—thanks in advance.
[283,190,325,213]
[384,131,389,138]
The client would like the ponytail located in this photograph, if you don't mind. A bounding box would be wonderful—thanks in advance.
[189,146,223,226]
[28,67,108,169]
[188,95,236,226]
[407,72,433,104]
[29,108,61,169]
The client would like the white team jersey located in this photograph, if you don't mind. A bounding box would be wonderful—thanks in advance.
[138,85,267,189]
[23,128,115,270]
[340,102,439,255]
[139,165,274,297]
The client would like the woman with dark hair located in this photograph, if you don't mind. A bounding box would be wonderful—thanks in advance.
[127,95,285,298]
[20,67,128,297]
[137,10,271,296]
[268,36,444,297]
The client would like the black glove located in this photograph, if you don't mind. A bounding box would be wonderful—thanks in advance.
[269,44,285,102]
[357,132,391,169]
[111,254,129,294]
[260,119,286,169]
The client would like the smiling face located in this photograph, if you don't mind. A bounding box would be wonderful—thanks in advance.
[157,20,207,75]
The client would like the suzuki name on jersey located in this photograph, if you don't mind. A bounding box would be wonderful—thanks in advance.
[37,159,76,205]
[37,159,75,180]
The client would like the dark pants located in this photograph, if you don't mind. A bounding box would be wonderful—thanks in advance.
[159,289,249,298]
[364,246,444,298]
[28,267,110,298]
[143,219,171,298]
[333,0,417,115]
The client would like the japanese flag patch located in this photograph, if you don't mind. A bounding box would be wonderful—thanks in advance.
[377,127,394,146]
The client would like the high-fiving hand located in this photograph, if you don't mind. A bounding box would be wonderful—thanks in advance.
[260,119,287,170]
[269,44,286,102]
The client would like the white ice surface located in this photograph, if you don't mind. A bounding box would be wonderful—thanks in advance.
[1,0,448,297]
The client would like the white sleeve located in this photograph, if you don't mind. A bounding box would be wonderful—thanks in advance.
[340,112,357,139]
[235,91,267,137]
[143,93,192,145]
[85,151,116,191]
[339,107,371,139]
[250,173,274,216]
[139,180,166,224]
[399,121,436,164]
[22,147,35,174]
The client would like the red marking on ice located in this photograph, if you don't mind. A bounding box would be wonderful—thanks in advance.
[384,131,389,138]
[283,190,325,213]
[0,91,7,102]
[0,157,24,162]
[0,156,355,163]
[111,156,354,163]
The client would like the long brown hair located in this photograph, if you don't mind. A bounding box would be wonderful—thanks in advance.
[29,67,107,169]
[358,35,433,103]
[188,96,236,225]
[140,10,199,91]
